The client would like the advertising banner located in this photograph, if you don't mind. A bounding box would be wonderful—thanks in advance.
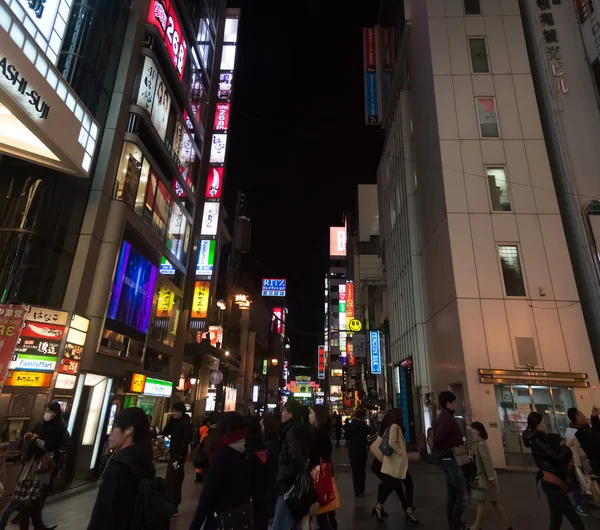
[261,278,286,297]
[192,281,210,319]
[224,386,237,411]
[214,103,230,131]
[208,326,223,347]
[329,227,346,256]
[346,281,354,329]
[136,56,158,114]
[363,27,381,125]
[218,73,233,100]
[209,134,227,164]
[147,0,188,80]
[4,370,53,388]
[0,305,25,388]
[205,167,223,199]
[200,202,220,236]
[318,345,326,380]
[150,75,171,141]
[370,331,381,374]
[55,373,76,390]
[197,239,215,276]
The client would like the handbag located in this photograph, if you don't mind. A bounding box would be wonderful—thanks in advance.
[313,459,335,506]
[315,478,341,515]
[216,502,254,530]
[370,436,384,462]
[284,461,318,521]
[452,445,471,467]
[378,428,394,457]
[36,453,55,475]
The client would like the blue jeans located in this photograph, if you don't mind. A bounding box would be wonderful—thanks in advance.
[272,496,300,530]
[0,498,19,530]
[440,459,468,530]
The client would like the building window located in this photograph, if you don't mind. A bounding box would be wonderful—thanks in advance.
[465,0,482,14]
[498,245,526,296]
[469,38,489,73]
[487,168,511,211]
[476,97,500,137]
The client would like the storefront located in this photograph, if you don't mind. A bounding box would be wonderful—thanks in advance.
[480,369,587,469]
[123,372,173,428]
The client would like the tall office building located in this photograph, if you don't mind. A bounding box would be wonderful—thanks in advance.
[0,0,238,481]
[373,0,600,467]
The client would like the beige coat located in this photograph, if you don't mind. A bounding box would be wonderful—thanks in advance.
[471,434,498,503]
[381,423,408,480]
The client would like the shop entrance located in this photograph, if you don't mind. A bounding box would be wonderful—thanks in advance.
[494,384,576,469]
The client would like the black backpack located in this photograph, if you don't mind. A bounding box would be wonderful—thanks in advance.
[121,461,177,530]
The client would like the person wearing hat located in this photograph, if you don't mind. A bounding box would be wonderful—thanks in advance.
[10,402,66,530]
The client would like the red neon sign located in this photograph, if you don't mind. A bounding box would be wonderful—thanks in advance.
[214,103,230,131]
[147,0,188,81]
[206,167,223,199]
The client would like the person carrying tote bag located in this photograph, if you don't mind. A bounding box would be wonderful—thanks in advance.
[377,409,418,524]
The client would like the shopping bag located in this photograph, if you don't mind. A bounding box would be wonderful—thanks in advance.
[313,459,334,506]
[315,478,341,515]
[284,461,319,521]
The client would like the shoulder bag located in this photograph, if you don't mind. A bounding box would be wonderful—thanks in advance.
[378,428,394,457]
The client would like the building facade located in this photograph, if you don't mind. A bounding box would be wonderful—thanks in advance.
[0,0,239,482]
[377,0,600,468]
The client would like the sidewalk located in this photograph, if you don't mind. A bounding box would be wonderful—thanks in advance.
[37,447,600,529]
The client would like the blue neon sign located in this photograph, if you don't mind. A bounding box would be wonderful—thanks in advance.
[370,330,381,375]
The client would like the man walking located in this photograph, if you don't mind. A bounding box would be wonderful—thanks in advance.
[345,409,371,497]
[162,402,193,512]
[433,391,468,530]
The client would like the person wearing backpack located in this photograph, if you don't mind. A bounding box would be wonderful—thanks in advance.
[189,412,252,530]
[88,407,172,530]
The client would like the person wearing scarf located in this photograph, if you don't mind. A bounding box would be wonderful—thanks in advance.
[190,412,251,530]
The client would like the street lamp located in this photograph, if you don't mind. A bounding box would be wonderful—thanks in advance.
[271,358,279,366]
[217,299,227,310]
[225,350,230,356]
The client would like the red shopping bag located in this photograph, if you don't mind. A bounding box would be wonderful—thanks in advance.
[313,458,335,506]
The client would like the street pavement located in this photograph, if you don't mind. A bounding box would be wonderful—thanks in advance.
[35,446,600,529]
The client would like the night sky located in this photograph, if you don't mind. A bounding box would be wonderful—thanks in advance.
[226,1,384,365]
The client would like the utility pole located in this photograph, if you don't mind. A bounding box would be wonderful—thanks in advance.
[519,0,600,374]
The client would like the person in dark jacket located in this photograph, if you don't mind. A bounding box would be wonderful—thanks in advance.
[309,406,334,530]
[432,391,467,530]
[333,412,342,448]
[345,409,371,497]
[87,407,155,530]
[246,417,269,530]
[272,400,310,530]
[574,406,600,475]
[261,414,281,523]
[161,402,192,510]
[190,413,251,530]
[523,412,584,530]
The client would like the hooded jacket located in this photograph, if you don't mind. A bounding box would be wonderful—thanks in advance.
[276,419,309,496]
[190,429,250,530]
[87,442,155,530]
[161,413,192,459]
[522,428,572,480]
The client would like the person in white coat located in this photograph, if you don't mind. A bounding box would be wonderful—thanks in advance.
[468,422,512,530]
[372,409,418,524]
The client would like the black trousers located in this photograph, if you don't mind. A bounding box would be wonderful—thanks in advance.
[165,455,186,507]
[350,456,367,495]
[371,459,413,510]
[542,480,584,530]
[19,486,49,530]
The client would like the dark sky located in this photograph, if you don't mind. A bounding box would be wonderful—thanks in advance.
[226,1,384,365]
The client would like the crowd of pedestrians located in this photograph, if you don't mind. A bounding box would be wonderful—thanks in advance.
[6,393,600,530]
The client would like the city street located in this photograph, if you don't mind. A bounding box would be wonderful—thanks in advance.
[36,447,600,529]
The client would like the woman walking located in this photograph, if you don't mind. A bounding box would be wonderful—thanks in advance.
[523,412,584,530]
[372,409,417,524]
[14,402,66,530]
[309,406,334,530]
[468,422,512,530]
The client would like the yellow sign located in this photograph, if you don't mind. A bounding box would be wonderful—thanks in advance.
[192,281,210,319]
[4,370,52,388]
[348,319,362,332]
[130,373,146,393]
[155,287,175,318]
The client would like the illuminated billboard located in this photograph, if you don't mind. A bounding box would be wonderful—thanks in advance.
[363,27,381,125]
[329,227,346,257]
[191,281,210,319]
[318,345,326,380]
[196,239,215,276]
[214,103,230,131]
[147,0,188,80]
[210,134,227,164]
[200,202,220,236]
[206,167,223,199]
[370,330,381,374]
[262,279,286,297]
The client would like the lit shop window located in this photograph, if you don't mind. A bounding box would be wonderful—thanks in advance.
[167,203,191,263]
[498,245,526,297]
[487,167,511,212]
[151,179,173,241]
[224,18,239,43]
[476,97,500,138]
[221,45,237,71]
